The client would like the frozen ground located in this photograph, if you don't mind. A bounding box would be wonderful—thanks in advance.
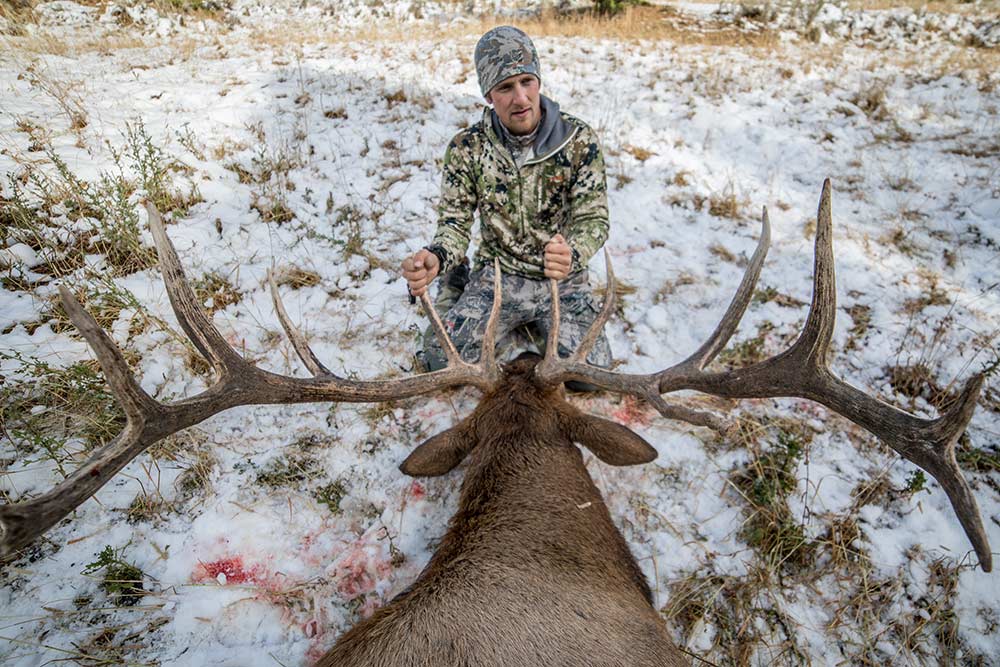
[1,1,999,665]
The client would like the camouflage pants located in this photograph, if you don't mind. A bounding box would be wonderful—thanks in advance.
[421,263,612,371]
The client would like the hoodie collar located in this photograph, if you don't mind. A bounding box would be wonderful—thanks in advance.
[488,94,577,165]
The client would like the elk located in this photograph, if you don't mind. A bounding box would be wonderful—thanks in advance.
[0,181,992,666]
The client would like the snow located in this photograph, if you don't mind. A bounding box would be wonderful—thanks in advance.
[1,1,999,665]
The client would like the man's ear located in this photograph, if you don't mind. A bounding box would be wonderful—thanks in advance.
[484,92,492,105]
[399,420,476,477]
[559,407,657,467]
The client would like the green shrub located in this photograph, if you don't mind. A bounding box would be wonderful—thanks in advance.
[0,118,202,278]
[82,545,145,607]
[592,0,640,15]
[733,429,815,569]
[0,351,125,469]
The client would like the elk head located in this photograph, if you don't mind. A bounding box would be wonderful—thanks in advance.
[398,352,657,479]
[0,179,992,591]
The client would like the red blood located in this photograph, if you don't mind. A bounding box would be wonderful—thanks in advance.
[335,559,376,598]
[611,395,653,427]
[196,555,261,585]
[409,480,426,501]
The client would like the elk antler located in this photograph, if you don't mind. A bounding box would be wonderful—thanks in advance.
[0,203,502,558]
[537,180,993,572]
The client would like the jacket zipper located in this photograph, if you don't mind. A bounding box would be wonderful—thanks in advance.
[489,122,579,244]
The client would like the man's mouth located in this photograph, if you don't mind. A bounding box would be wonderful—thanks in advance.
[511,108,530,119]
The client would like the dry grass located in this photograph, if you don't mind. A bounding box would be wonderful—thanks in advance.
[662,564,809,665]
[19,65,89,131]
[243,5,780,51]
[193,271,242,312]
[707,243,737,264]
[662,398,988,665]
[0,25,150,56]
[228,1,1000,64]
[0,0,215,55]
[622,144,656,162]
[501,6,779,47]
[708,182,749,220]
[680,0,993,8]
[844,302,872,351]
[273,266,322,289]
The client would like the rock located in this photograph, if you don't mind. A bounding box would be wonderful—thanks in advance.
[35,1,97,26]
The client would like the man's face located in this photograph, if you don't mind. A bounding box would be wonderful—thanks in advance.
[486,73,541,136]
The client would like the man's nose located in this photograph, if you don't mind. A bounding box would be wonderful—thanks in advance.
[513,84,530,106]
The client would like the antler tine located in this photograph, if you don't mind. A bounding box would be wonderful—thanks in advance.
[418,258,502,386]
[145,202,246,375]
[58,286,160,423]
[0,427,152,558]
[800,371,991,570]
[571,248,617,365]
[477,259,503,374]
[536,249,616,382]
[1,289,168,556]
[536,209,770,390]
[664,206,771,379]
[543,278,560,365]
[421,292,465,367]
[647,395,728,432]
[795,179,836,364]
[268,269,334,377]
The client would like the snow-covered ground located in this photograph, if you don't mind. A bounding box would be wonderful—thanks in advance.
[1,1,999,665]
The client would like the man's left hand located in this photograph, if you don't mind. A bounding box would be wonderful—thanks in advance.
[544,234,572,281]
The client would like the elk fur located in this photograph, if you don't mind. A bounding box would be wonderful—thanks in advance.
[318,354,689,666]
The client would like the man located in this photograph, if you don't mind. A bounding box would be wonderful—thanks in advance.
[402,26,611,374]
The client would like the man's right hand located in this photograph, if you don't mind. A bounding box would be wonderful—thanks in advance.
[401,249,440,298]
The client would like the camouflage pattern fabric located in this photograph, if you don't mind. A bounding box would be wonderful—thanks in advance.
[431,108,609,280]
[474,25,541,97]
[421,264,612,371]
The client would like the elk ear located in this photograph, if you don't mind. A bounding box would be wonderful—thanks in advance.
[400,422,476,477]
[563,412,657,467]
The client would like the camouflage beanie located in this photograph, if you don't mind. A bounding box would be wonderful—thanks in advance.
[474,26,541,98]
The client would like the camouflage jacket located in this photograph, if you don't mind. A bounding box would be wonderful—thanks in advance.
[430,97,609,279]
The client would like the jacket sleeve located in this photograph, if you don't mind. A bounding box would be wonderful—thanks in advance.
[431,136,478,274]
[565,126,609,271]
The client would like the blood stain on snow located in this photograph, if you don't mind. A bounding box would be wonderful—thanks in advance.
[334,550,378,599]
[330,540,397,620]
[409,480,426,501]
[194,555,264,586]
[611,395,653,427]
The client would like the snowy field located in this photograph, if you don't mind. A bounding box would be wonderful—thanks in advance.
[1,1,999,665]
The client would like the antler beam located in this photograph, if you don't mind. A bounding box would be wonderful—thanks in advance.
[0,204,503,558]
[537,180,992,572]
